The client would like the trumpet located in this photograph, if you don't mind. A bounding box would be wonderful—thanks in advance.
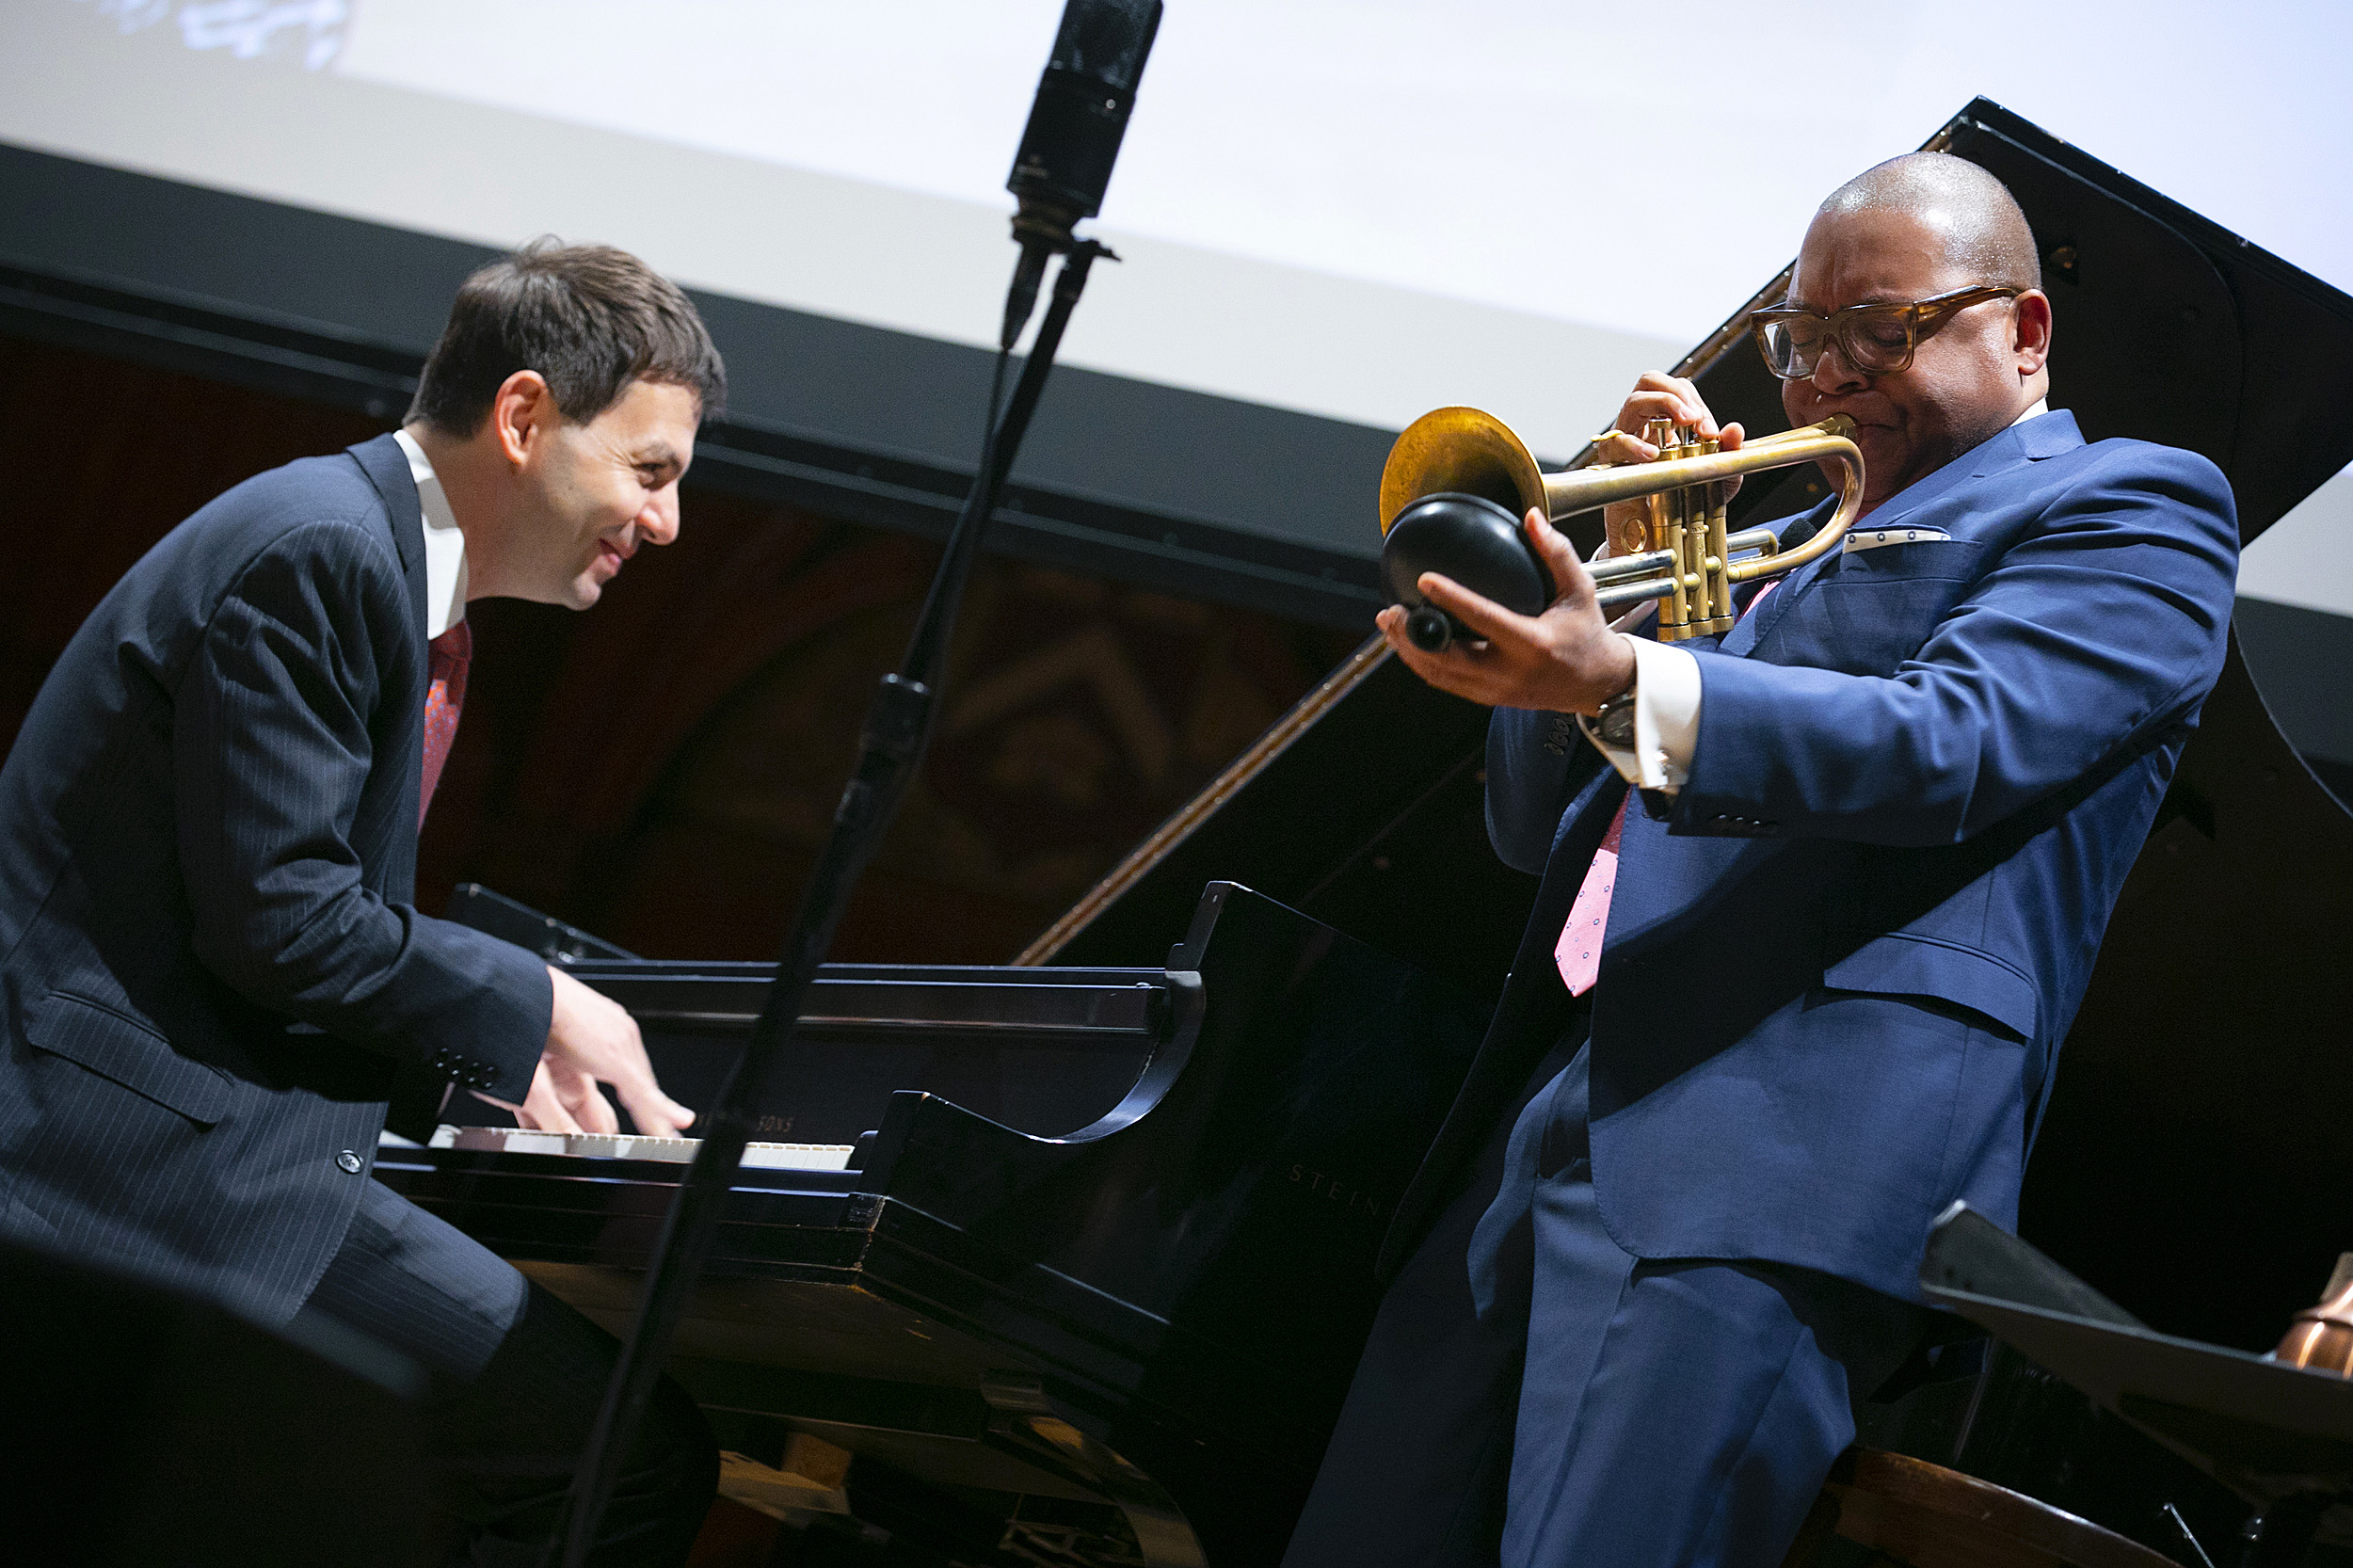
[1377,408,1865,647]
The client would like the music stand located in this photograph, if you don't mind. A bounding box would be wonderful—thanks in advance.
[1922,1204,2353,1566]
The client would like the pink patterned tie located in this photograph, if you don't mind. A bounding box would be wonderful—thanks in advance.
[419,620,472,826]
[1553,579,1781,995]
[1554,799,1624,995]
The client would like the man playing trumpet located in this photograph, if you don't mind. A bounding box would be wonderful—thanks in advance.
[1284,152,2239,1568]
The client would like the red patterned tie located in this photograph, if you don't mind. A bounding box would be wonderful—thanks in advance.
[420,620,472,826]
[1554,579,1781,995]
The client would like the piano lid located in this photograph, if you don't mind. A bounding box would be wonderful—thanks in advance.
[1024,101,2353,1346]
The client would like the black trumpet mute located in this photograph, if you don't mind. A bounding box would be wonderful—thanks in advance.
[1380,492,1555,652]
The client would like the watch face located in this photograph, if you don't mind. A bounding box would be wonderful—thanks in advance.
[1598,704,1636,748]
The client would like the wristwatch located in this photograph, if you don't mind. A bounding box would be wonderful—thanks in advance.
[1591,672,1639,750]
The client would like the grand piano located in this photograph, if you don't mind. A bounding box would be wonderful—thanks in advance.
[375,100,2353,1565]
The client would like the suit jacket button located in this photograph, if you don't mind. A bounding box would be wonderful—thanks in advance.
[336,1150,364,1175]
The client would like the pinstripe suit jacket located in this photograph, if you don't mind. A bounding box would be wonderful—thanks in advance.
[0,434,551,1322]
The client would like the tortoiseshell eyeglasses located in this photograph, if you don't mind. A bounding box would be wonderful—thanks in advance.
[1751,285,2025,380]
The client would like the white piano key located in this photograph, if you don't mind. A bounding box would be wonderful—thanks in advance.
[432,1126,853,1172]
[741,1142,854,1172]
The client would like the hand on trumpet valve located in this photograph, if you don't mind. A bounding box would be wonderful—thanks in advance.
[1595,372,1744,558]
[1375,508,1638,717]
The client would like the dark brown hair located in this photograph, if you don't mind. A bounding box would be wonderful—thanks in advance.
[407,238,727,435]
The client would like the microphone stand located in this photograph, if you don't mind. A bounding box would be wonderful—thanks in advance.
[557,237,1112,1565]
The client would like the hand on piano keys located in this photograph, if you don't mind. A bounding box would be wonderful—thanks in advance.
[473,966,698,1139]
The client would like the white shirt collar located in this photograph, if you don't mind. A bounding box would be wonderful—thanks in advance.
[392,426,468,639]
[2011,396,2051,427]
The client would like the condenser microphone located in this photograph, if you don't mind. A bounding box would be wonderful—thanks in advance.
[1000,0,1162,348]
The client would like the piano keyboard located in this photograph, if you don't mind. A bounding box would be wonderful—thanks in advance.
[426,1124,856,1172]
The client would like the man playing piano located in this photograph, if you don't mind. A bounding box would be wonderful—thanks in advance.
[1284,153,2239,1567]
[0,242,722,1562]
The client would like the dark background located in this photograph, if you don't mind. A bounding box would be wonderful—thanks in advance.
[0,332,1355,964]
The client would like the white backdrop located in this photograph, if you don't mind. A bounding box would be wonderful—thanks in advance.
[13,0,2353,609]
[328,0,2353,346]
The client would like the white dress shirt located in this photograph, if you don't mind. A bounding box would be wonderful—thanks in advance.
[1585,399,2052,792]
[392,426,469,640]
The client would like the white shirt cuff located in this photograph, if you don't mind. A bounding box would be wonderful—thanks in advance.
[1578,635,1703,793]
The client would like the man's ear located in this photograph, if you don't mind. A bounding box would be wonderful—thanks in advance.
[2013,290,2054,374]
[489,370,553,471]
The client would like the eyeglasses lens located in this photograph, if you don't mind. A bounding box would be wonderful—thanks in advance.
[1761,319,1817,376]
[1759,308,1914,378]
[1844,309,1914,372]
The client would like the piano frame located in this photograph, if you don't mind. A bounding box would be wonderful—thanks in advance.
[382,884,1491,1564]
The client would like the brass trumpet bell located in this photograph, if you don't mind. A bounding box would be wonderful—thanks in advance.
[1379,407,1865,644]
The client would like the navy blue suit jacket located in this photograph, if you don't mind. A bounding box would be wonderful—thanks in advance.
[1381,411,2238,1301]
[0,434,551,1322]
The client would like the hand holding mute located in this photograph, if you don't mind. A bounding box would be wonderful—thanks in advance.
[1377,507,1636,716]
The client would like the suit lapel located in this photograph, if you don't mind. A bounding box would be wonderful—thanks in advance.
[1721,499,1833,658]
[1844,408,2085,534]
[344,434,429,875]
[1719,410,2085,660]
[347,433,429,649]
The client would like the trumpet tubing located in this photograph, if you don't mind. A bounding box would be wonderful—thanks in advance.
[1380,408,1865,642]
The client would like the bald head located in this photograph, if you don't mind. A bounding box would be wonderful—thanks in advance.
[1817,152,2041,292]
[1782,152,2055,511]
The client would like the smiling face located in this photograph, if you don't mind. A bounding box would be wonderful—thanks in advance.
[507,376,699,609]
[1782,206,2051,509]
